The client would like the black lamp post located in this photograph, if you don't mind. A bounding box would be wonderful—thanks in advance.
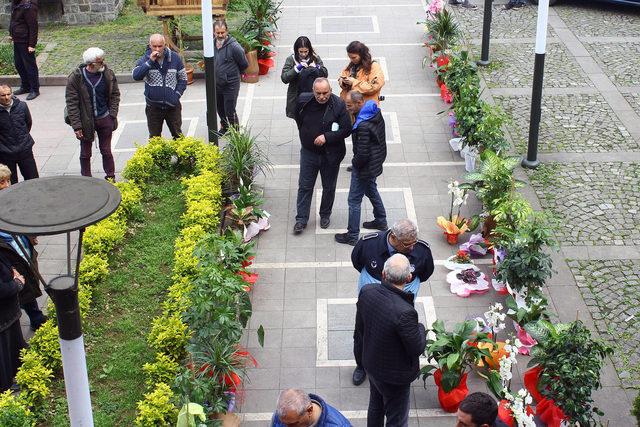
[477,0,493,66]
[201,0,218,146]
[0,176,121,426]
[522,0,550,169]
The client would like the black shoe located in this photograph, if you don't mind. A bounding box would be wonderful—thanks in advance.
[335,233,358,246]
[293,222,306,234]
[362,220,388,231]
[320,217,330,229]
[346,166,353,172]
[503,2,515,9]
[13,87,29,95]
[352,366,366,386]
[26,91,39,100]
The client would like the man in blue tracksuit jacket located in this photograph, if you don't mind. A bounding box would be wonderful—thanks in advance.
[132,33,187,139]
[271,389,351,426]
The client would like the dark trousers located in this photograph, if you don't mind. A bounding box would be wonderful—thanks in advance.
[367,375,411,427]
[295,148,341,224]
[216,81,240,131]
[145,104,182,139]
[80,115,116,179]
[347,170,387,239]
[21,300,46,328]
[13,42,39,92]
[1,151,39,184]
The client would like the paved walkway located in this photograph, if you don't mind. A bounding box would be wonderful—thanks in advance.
[13,0,637,424]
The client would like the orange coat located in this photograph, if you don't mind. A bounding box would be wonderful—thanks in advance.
[339,61,385,105]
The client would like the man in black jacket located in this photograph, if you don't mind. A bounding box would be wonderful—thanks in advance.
[0,84,39,183]
[335,91,387,246]
[293,77,351,234]
[8,0,39,100]
[354,253,426,426]
[214,20,248,134]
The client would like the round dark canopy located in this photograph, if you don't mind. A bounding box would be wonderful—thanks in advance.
[0,176,121,235]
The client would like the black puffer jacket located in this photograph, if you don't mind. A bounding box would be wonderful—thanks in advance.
[9,0,38,47]
[0,96,35,160]
[351,101,386,179]
[0,253,22,333]
[214,36,248,87]
[354,281,426,385]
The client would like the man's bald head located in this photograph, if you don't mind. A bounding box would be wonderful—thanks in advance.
[149,34,166,60]
[313,77,332,104]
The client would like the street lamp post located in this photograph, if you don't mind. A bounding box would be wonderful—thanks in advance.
[0,176,121,426]
[201,0,218,145]
[522,0,550,169]
[477,0,493,66]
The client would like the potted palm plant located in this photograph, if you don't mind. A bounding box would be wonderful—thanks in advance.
[220,126,271,196]
[238,0,282,75]
[230,29,261,84]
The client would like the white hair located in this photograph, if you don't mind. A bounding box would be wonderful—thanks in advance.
[391,219,418,242]
[82,47,105,65]
[383,253,412,285]
[276,389,311,418]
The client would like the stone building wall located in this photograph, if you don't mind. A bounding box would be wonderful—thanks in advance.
[0,0,125,28]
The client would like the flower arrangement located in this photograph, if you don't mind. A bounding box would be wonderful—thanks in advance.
[437,179,471,244]
[453,250,471,264]
[426,0,445,17]
[446,267,489,297]
[459,233,489,257]
[444,249,475,271]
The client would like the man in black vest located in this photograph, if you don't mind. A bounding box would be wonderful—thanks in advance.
[293,77,351,234]
[354,253,426,426]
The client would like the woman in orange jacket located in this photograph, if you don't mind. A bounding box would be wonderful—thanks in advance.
[338,41,385,105]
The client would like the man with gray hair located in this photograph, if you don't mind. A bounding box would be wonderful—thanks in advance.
[271,388,351,426]
[354,253,426,426]
[65,47,120,180]
[132,33,187,139]
[349,218,433,386]
[292,77,351,235]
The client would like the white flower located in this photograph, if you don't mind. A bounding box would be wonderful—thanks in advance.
[505,389,536,427]
[484,303,507,333]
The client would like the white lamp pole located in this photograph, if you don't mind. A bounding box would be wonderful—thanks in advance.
[201,0,218,145]
[522,0,549,169]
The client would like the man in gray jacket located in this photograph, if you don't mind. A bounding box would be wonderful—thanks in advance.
[214,20,248,135]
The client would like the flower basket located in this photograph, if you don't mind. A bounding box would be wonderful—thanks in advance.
[434,369,468,413]
[444,231,461,245]
[446,268,489,297]
[444,254,475,271]
[449,137,463,152]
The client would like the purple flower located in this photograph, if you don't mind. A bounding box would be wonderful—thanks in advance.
[459,233,488,257]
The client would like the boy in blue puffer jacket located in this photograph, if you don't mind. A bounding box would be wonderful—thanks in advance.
[132,34,187,139]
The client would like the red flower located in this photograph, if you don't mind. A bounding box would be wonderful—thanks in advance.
[241,256,255,268]
[436,55,449,68]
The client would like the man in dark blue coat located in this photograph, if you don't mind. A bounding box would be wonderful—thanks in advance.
[354,254,426,427]
[335,91,387,246]
[271,388,351,426]
[0,84,39,183]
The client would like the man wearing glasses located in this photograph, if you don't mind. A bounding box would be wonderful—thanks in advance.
[349,218,434,386]
[65,47,120,180]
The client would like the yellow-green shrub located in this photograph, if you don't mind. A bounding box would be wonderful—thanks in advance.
[83,216,127,256]
[78,253,109,287]
[142,353,180,388]
[114,181,144,219]
[162,276,193,316]
[0,391,34,427]
[27,321,61,371]
[15,350,53,408]
[172,236,199,279]
[123,148,155,184]
[135,382,178,427]
[148,314,190,362]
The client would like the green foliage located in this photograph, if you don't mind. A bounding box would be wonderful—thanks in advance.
[490,193,533,246]
[83,216,127,256]
[421,9,460,53]
[506,294,550,328]
[27,321,62,371]
[143,353,181,388]
[460,150,524,214]
[632,390,640,425]
[453,78,482,145]
[473,103,510,154]
[115,180,144,220]
[123,147,156,184]
[495,212,556,295]
[529,321,613,426]
[78,253,110,287]
[195,230,255,272]
[15,350,53,408]
[227,182,267,229]
[135,383,178,427]
[0,391,34,427]
[443,50,478,98]
[181,171,223,231]
[422,320,494,392]
[221,126,271,190]
[237,0,282,59]
[148,314,191,362]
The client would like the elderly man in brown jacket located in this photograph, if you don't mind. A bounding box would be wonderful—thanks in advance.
[65,47,120,180]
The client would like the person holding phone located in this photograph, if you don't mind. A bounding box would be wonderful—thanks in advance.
[338,41,385,106]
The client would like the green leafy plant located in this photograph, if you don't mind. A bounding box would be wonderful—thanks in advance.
[528,321,613,426]
[221,126,271,191]
[453,77,482,147]
[421,9,460,53]
[443,50,479,98]
[506,293,550,329]
[142,353,181,388]
[422,320,494,392]
[237,0,282,59]
[0,391,34,427]
[15,350,53,408]
[495,212,555,296]
[229,29,262,53]
[473,103,510,154]
[632,390,640,425]
[135,382,178,426]
[196,229,255,272]
[148,313,191,362]
[227,182,268,229]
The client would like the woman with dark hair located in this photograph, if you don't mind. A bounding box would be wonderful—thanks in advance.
[338,41,385,105]
[281,36,328,119]
[0,250,27,392]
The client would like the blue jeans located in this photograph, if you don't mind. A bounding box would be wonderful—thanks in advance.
[296,148,341,224]
[347,171,386,239]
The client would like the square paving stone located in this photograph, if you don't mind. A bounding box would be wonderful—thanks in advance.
[319,16,376,33]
